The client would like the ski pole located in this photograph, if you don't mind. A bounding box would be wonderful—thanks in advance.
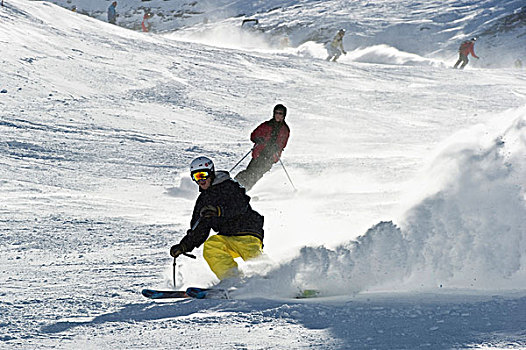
[173,217,201,288]
[173,257,177,288]
[229,147,254,173]
[173,253,196,288]
[279,158,297,192]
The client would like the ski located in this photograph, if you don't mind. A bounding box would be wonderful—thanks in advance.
[142,289,189,299]
[142,287,229,300]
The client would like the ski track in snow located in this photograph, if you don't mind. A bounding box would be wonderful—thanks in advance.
[1,0,526,349]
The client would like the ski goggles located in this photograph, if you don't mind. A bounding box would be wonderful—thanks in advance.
[192,171,210,182]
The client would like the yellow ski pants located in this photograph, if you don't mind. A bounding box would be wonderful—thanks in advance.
[203,235,262,280]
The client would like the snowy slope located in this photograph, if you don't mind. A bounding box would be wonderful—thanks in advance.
[1,0,526,349]
[45,0,526,67]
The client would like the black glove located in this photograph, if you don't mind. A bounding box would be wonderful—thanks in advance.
[200,205,221,218]
[253,137,265,144]
[170,244,185,258]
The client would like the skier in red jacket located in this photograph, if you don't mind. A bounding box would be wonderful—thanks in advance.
[453,38,479,69]
[234,104,290,191]
[141,13,152,32]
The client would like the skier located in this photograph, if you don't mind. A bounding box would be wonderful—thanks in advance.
[107,1,117,25]
[170,156,264,281]
[141,12,152,32]
[234,104,290,191]
[326,29,347,62]
[453,38,479,69]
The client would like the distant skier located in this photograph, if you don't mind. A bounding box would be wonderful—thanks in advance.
[170,156,264,281]
[453,38,479,69]
[141,12,152,32]
[326,29,347,62]
[234,104,290,191]
[107,1,117,25]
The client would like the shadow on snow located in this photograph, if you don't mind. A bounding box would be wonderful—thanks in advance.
[40,295,526,349]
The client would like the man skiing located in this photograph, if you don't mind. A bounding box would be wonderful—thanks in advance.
[453,38,479,69]
[234,104,290,191]
[170,156,264,281]
[326,29,347,62]
[107,1,117,25]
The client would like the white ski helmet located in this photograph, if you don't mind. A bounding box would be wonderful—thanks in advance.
[190,156,215,177]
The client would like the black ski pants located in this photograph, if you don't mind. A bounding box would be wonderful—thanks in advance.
[234,156,274,191]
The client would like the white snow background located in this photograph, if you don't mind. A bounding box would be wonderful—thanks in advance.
[1,0,526,348]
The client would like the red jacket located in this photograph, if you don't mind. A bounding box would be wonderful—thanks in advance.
[250,119,290,163]
[459,41,478,58]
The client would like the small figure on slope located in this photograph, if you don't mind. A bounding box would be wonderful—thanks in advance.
[326,29,347,62]
[107,1,117,25]
[453,38,479,69]
[234,104,290,191]
[142,12,152,32]
[170,157,264,281]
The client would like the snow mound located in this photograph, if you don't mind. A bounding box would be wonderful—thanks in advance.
[165,176,198,199]
[347,44,443,67]
[165,23,289,51]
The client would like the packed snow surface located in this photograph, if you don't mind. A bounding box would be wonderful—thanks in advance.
[1,0,525,349]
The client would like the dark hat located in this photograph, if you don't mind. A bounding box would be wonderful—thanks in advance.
[273,104,287,117]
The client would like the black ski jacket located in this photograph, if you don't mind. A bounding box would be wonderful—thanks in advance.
[179,171,264,252]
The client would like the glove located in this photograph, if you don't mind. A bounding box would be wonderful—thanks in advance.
[170,243,185,258]
[253,137,265,144]
[200,205,221,218]
[343,50,347,55]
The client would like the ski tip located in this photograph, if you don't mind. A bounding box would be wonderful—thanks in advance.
[141,289,158,298]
